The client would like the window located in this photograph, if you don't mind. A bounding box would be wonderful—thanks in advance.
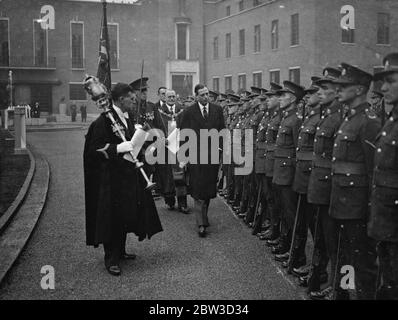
[271,20,278,49]
[213,36,219,60]
[0,18,9,67]
[226,5,231,16]
[253,72,262,87]
[291,14,299,46]
[226,33,231,58]
[342,28,355,43]
[238,74,246,91]
[213,77,220,92]
[71,22,84,69]
[172,74,193,97]
[270,70,280,84]
[176,23,188,60]
[289,68,301,85]
[239,29,245,55]
[108,24,119,69]
[33,19,48,67]
[377,13,390,45]
[239,1,244,11]
[225,75,232,92]
[253,0,261,6]
[69,83,87,100]
[254,25,261,52]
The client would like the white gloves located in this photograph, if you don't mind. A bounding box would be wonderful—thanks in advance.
[117,141,134,154]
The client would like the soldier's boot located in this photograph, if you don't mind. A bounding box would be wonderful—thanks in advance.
[286,237,307,272]
[244,206,255,227]
[262,223,280,241]
[272,235,289,255]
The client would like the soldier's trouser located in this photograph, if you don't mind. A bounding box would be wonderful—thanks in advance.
[334,219,377,300]
[226,164,235,199]
[375,241,398,300]
[257,174,270,223]
[233,175,243,207]
[266,177,281,232]
[278,185,298,245]
[243,171,258,223]
[240,173,252,212]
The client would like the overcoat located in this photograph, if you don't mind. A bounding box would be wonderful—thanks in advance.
[83,107,163,247]
[179,102,225,199]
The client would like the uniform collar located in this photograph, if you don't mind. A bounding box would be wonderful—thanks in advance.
[307,104,321,118]
[346,102,369,119]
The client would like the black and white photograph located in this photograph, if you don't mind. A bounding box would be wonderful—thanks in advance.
[0,0,398,307]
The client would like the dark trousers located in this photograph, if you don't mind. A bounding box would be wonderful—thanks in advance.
[233,175,243,207]
[334,219,377,300]
[194,198,210,227]
[103,232,127,268]
[226,164,235,200]
[266,177,281,232]
[376,241,398,300]
[278,185,298,241]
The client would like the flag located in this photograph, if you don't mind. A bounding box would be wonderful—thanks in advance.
[97,0,111,90]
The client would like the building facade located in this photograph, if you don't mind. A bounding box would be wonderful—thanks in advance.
[1,0,397,114]
[0,0,203,113]
[203,0,398,93]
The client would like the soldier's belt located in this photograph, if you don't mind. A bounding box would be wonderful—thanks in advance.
[274,147,295,158]
[265,145,276,152]
[296,151,314,161]
[312,157,332,169]
[332,161,367,175]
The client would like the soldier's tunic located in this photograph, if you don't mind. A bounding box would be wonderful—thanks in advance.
[273,106,301,244]
[264,109,282,235]
[330,102,380,300]
[368,105,398,299]
[290,105,323,269]
[232,113,245,207]
[226,112,239,201]
[307,100,343,289]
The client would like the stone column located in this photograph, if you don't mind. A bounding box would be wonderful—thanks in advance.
[14,106,27,155]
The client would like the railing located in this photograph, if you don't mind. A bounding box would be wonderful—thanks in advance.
[0,56,56,69]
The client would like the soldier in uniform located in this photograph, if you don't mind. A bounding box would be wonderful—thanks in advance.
[369,53,398,300]
[225,95,243,204]
[262,82,283,243]
[129,77,155,124]
[329,63,380,300]
[288,81,325,274]
[271,81,305,264]
[305,67,344,299]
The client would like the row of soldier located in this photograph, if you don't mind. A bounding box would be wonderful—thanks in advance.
[211,53,398,300]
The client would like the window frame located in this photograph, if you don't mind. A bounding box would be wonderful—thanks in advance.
[290,13,299,47]
[225,33,231,58]
[252,71,262,88]
[212,77,220,92]
[175,22,190,60]
[70,20,85,70]
[213,36,219,60]
[33,19,49,67]
[377,12,390,45]
[271,19,279,50]
[107,22,120,70]
[0,17,10,67]
[239,29,245,56]
[224,75,233,92]
[254,24,261,53]
[341,27,355,44]
[238,73,247,91]
[69,82,88,101]
[269,69,280,85]
[288,67,301,85]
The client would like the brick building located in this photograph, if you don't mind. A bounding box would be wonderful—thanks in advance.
[203,0,398,93]
[0,0,204,113]
[0,0,397,114]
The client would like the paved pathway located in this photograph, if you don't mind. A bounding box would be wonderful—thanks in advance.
[0,129,304,300]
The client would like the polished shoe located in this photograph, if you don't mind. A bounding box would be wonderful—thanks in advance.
[275,252,289,262]
[122,253,137,260]
[271,243,287,254]
[178,206,191,214]
[198,226,207,238]
[309,286,333,300]
[292,264,311,277]
[266,238,280,247]
[107,265,121,276]
[259,230,272,240]
[299,272,328,287]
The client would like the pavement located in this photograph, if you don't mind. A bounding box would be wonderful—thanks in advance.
[0,126,307,300]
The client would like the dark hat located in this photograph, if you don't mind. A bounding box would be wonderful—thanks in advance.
[277,81,306,100]
[219,93,228,101]
[225,89,235,95]
[111,82,133,101]
[209,90,219,99]
[315,67,341,85]
[305,77,321,94]
[265,82,283,96]
[250,86,262,95]
[227,94,243,105]
[332,63,372,87]
[129,77,149,91]
[373,52,398,81]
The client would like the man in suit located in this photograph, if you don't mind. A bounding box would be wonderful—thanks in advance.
[179,84,226,237]
[83,83,163,276]
[153,89,189,213]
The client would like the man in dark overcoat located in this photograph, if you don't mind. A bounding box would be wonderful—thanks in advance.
[83,83,163,276]
[179,84,226,237]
